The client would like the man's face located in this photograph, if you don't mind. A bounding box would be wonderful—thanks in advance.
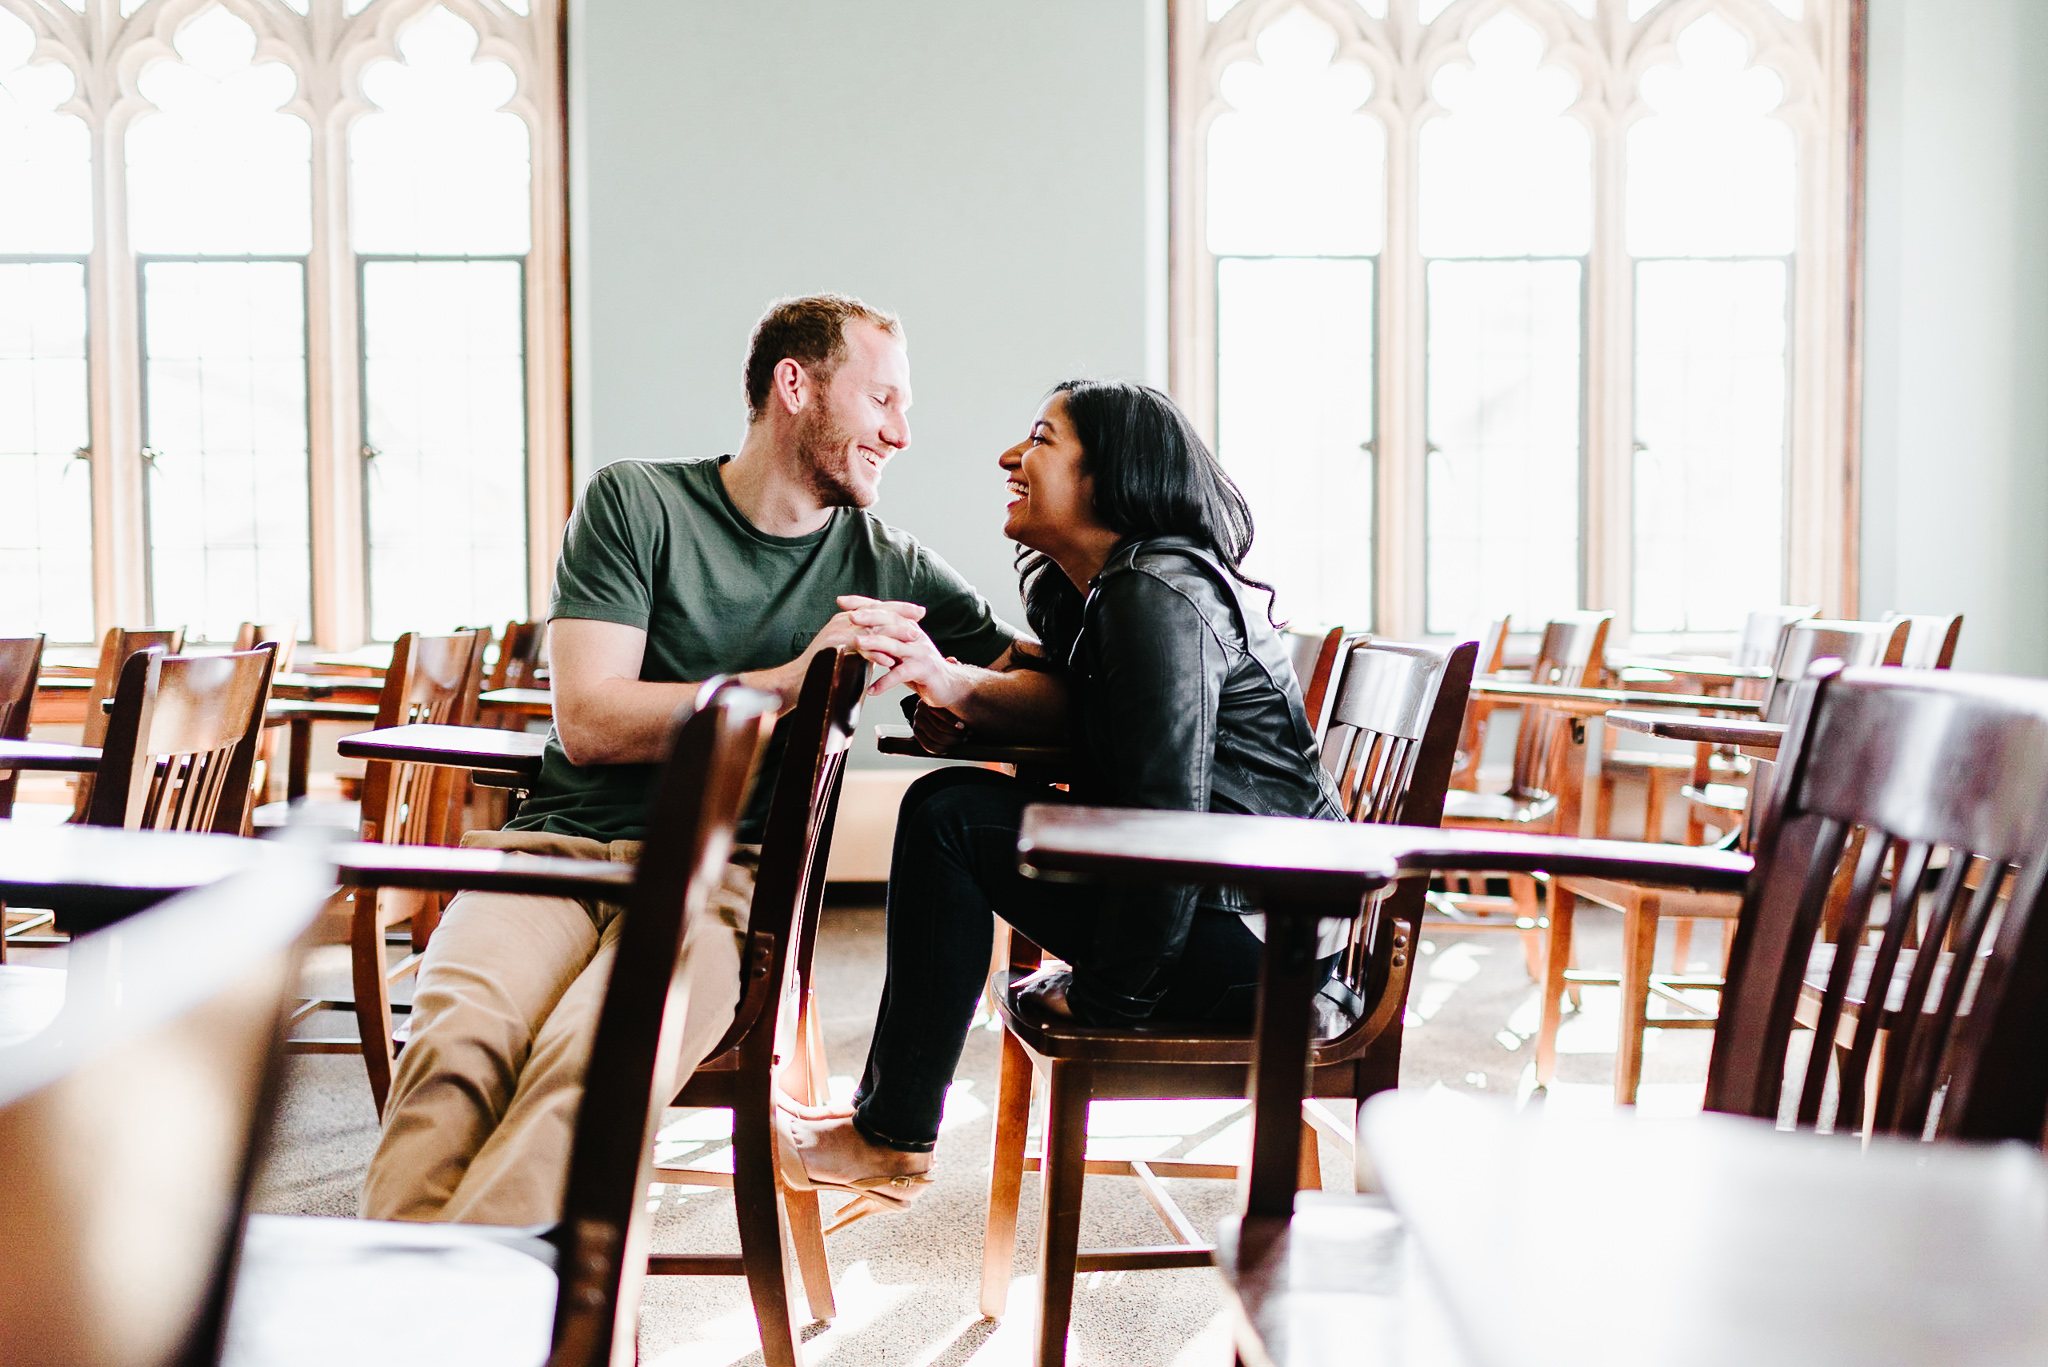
[794,322,912,509]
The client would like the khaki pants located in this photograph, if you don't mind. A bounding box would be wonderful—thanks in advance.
[360,829,756,1226]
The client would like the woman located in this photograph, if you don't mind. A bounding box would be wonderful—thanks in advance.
[778,379,1346,1219]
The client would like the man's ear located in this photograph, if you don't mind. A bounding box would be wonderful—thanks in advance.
[773,356,810,416]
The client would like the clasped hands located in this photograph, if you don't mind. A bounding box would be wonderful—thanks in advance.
[827,593,974,754]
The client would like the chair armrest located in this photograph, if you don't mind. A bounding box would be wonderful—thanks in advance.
[331,842,635,896]
[1385,828,1751,892]
[873,724,1073,769]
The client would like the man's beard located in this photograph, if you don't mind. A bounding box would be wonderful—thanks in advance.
[794,406,874,509]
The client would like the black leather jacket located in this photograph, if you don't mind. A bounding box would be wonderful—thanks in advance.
[1060,536,1345,1025]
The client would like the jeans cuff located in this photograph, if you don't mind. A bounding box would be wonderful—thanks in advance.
[850,1107,937,1155]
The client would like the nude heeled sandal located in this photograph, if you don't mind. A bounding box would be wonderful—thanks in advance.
[772,1110,934,1234]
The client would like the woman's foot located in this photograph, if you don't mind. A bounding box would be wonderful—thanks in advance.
[778,1111,930,1188]
[772,1110,935,1233]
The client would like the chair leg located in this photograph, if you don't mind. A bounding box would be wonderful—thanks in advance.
[1535,886,1576,1089]
[1034,1060,1091,1367]
[1671,918,1695,974]
[981,1027,1035,1318]
[1511,875,1542,981]
[733,1096,806,1367]
[1594,770,1615,839]
[784,1187,837,1323]
[1615,894,1660,1107]
[1643,770,1669,843]
[348,887,397,1117]
[1296,1118,1321,1191]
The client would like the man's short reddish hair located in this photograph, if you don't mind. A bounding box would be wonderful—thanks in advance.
[743,294,903,422]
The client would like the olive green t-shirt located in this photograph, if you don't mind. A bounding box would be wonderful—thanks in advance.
[509,456,1016,843]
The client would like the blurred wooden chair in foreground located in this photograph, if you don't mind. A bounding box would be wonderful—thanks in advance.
[226,684,774,1367]
[0,854,333,1367]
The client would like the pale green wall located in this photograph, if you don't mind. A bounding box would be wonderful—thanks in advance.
[1860,0,2048,674]
[569,0,1166,638]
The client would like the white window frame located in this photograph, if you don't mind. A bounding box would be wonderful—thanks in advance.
[2,0,569,647]
[1170,0,1863,645]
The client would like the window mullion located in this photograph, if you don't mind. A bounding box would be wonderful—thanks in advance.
[88,102,148,632]
[1585,98,1632,635]
[307,99,365,650]
[1379,99,1424,640]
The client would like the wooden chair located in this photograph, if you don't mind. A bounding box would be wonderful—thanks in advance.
[232,621,296,817]
[1447,616,1510,791]
[0,855,334,1367]
[1543,617,1914,1104]
[1433,612,1611,963]
[0,635,48,961]
[1595,604,1815,841]
[1886,611,1964,669]
[67,625,185,821]
[490,617,546,692]
[978,636,1477,1366]
[282,628,491,1113]
[226,685,776,1367]
[642,647,864,1366]
[84,644,279,835]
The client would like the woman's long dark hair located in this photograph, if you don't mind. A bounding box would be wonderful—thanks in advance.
[1018,379,1275,663]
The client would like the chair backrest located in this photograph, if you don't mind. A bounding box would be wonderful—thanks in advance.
[1732,605,1818,670]
[87,645,278,834]
[71,627,186,820]
[1760,619,1908,723]
[1707,664,2048,1142]
[0,634,46,819]
[695,648,867,1068]
[232,621,297,675]
[0,854,332,1367]
[548,684,776,1367]
[1886,612,1964,670]
[80,627,185,750]
[1284,626,1366,744]
[1505,611,1612,799]
[1315,638,1479,1053]
[490,619,547,692]
[1449,617,1509,791]
[357,629,489,846]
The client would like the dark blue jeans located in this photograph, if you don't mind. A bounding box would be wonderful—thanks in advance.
[851,768,1278,1153]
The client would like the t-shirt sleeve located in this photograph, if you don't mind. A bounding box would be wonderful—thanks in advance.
[908,544,1017,668]
[549,466,656,630]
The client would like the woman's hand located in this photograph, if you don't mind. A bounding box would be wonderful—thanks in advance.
[838,594,971,707]
[911,699,971,755]
[1014,965,1075,1020]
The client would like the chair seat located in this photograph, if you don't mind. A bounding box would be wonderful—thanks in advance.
[252,798,361,831]
[996,971,1367,1066]
[1440,789,1559,826]
[223,1213,557,1367]
[0,964,65,1047]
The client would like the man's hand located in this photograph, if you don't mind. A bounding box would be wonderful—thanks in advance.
[743,601,921,709]
[839,594,965,706]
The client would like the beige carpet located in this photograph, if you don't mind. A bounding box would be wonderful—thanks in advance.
[248,880,1714,1366]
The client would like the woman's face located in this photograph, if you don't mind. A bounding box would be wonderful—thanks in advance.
[1000,394,1105,555]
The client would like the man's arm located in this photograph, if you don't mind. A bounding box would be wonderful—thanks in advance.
[549,612,868,766]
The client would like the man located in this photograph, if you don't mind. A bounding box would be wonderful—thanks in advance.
[362,294,1055,1224]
